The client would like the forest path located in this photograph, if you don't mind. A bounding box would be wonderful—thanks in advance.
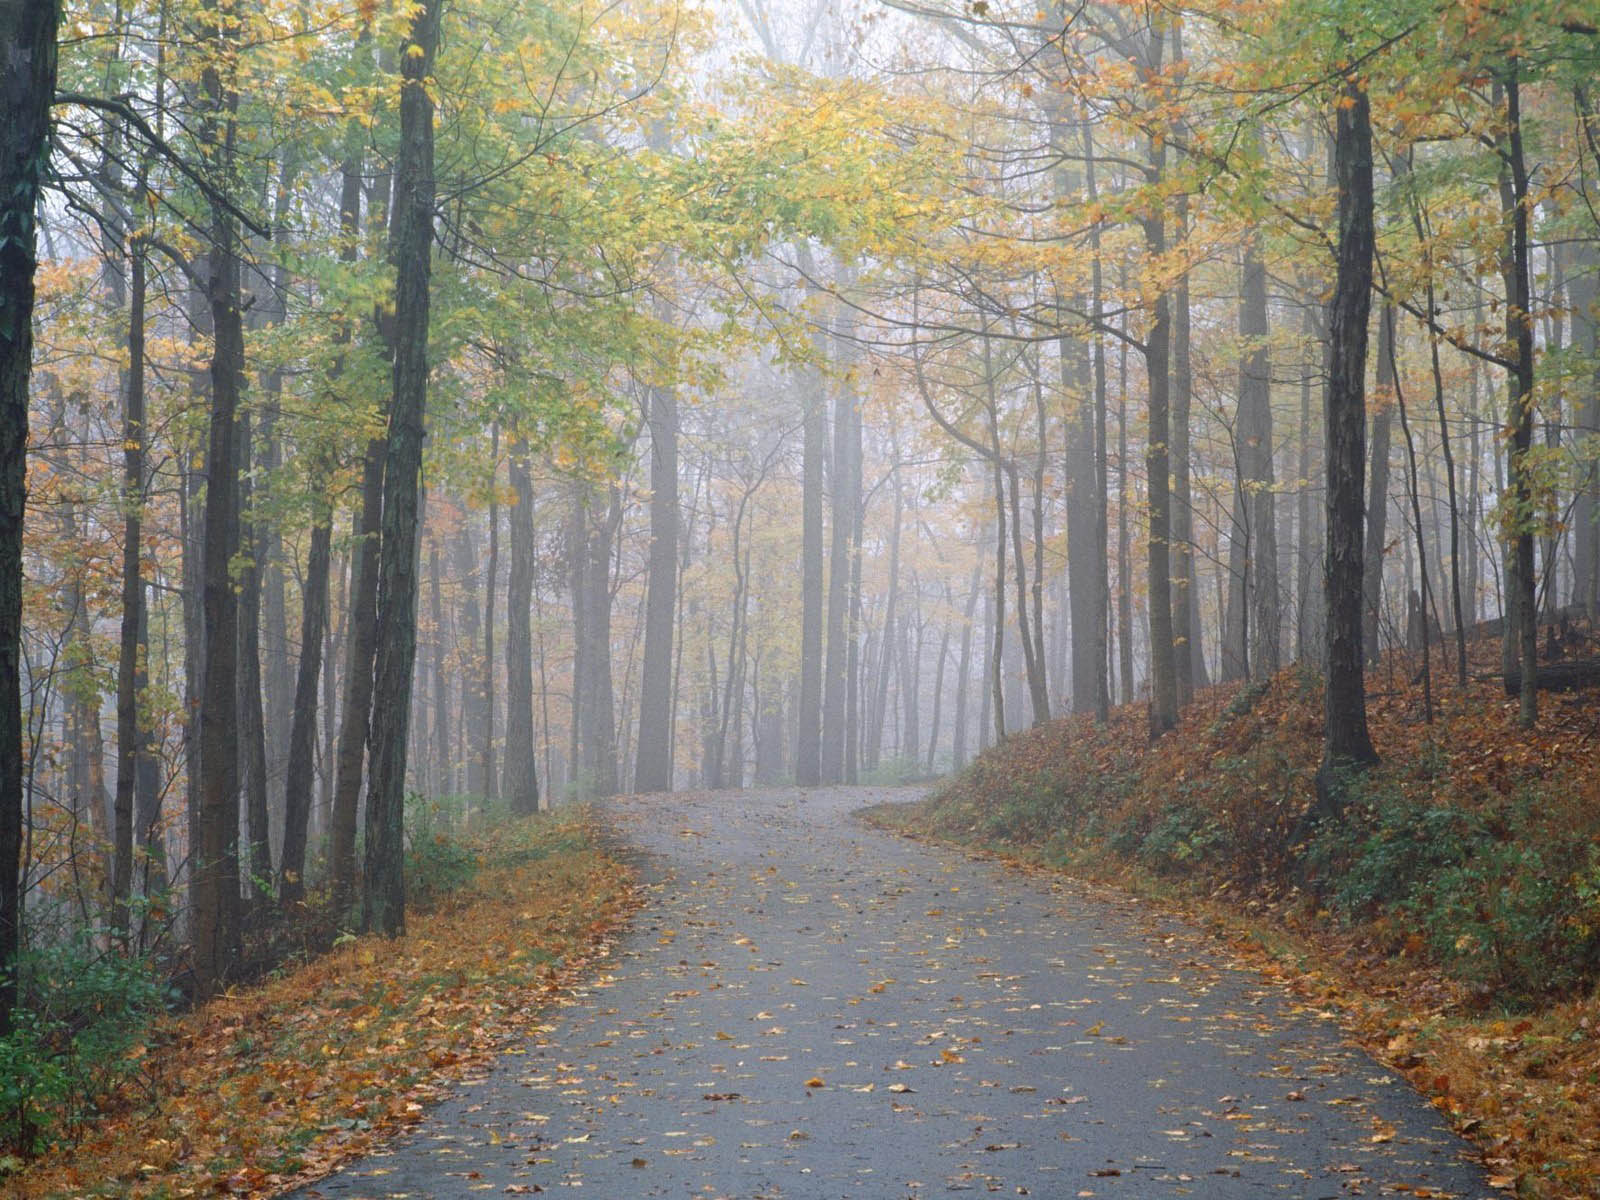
[294,785,1492,1199]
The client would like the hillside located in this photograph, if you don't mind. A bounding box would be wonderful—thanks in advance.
[868,633,1600,1199]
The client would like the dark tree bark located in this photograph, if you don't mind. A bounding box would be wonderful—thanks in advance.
[191,7,247,992]
[1318,74,1380,806]
[2,0,60,1024]
[1571,242,1599,614]
[1496,64,1538,728]
[634,380,678,794]
[279,476,332,905]
[502,439,540,814]
[363,0,440,936]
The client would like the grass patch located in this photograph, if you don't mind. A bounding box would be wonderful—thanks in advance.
[13,805,636,1199]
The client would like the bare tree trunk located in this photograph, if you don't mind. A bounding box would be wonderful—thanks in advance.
[1296,303,1325,663]
[238,410,273,896]
[1243,234,1280,677]
[503,439,540,813]
[363,0,440,935]
[1140,23,1178,735]
[482,422,499,798]
[191,9,247,991]
[822,318,857,784]
[795,362,825,786]
[112,237,149,939]
[1496,65,1538,728]
[0,0,57,1032]
[1317,74,1380,809]
[634,380,678,794]
[1363,305,1395,666]
[330,438,383,909]
[279,472,332,905]
[951,555,982,771]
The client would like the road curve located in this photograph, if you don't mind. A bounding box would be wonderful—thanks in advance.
[294,785,1493,1199]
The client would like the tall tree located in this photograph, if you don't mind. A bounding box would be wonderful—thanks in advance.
[0,0,60,1032]
[1318,73,1380,809]
[634,375,678,793]
[502,438,540,813]
[191,0,249,994]
[363,0,441,936]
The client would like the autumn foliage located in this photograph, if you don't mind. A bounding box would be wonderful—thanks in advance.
[8,809,635,1199]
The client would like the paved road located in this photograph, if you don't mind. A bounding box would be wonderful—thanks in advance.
[295,786,1493,1199]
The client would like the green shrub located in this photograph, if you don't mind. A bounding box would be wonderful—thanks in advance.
[405,794,480,909]
[1308,781,1600,1004]
[1137,804,1226,874]
[0,933,169,1156]
[1409,839,1598,1001]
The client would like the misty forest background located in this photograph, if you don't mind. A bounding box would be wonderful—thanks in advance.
[4,0,1600,1059]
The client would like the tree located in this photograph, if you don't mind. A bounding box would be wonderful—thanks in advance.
[363,0,442,936]
[191,0,249,994]
[634,372,679,793]
[0,0,60,1033]
[1318,73,1380,808]
[502,438,540,813]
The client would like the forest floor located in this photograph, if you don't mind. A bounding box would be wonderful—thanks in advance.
[863,630,1600,1200]
[12,807,637,1200]
[279,785,1488,1200]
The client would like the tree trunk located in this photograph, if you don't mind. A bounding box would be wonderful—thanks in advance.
[237,410,273,896]
[634,379,678,794]
[1318,74,1380,807]
[503,439,540,814]
[112,239,148,939]
[1571,241,1599,614]
[330,437,383,909]
[0,0,56,1031]
[575,485,620,797]
[822,320,857,784]
[1070,116,1110,720]
[1243,234,1280,676]
[482,422,500,798]
[795,361,825,786]
[191,12,247,992]
[1497,65,1538,727]
[279,474,331,905]
[951,555,981,771]
[1363,305,1395,666]
[1296,303,1325,663]
[363,0,440,936]
[1140,24,1178,736]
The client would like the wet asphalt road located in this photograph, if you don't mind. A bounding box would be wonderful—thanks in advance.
[293,785,1493,1199]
